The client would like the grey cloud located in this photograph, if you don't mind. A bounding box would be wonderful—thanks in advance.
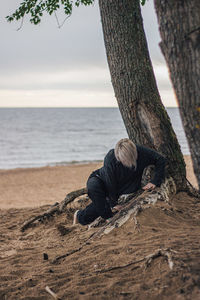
[0,0,167,95]
[1,1,106,73]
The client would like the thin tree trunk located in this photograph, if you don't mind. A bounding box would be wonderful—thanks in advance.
[154,0,200,189]
[98,0,186,188]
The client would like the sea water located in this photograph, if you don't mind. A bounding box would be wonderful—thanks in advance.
[0,107,189,169]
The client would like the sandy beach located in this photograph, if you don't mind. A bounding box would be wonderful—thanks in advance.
[0,156,200,299]
[0,162,102,209]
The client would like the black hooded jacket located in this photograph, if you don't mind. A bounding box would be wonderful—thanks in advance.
[89,145,166,206]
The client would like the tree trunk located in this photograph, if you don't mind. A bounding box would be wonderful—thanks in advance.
[98,0,186,188]
[154,0,200,190]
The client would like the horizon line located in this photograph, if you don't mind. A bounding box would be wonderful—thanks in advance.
[0,106,178,109]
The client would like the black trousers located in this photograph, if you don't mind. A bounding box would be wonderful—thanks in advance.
[77,175,113,225]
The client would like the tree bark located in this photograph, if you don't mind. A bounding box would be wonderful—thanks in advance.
[154,0,200,190]
[98,0,186,188]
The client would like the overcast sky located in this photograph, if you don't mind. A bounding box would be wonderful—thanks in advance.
[0,0,177,107]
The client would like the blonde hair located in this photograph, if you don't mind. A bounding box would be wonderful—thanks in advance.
[114,138,138,168]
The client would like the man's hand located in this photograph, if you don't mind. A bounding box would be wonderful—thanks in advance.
[112,205,123,213]
[142,182,156,190]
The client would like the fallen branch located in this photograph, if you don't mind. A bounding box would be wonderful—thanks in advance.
[21,187,87,231]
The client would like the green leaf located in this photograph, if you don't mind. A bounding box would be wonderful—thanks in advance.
[140,0,146,5]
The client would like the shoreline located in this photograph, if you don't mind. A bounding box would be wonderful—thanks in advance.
[0,155,197,209]
[0,160,103,174]
[0,160,103,173]
[0,154,192,173]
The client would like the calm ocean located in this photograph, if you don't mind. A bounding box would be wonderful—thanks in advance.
[0,108,189,170]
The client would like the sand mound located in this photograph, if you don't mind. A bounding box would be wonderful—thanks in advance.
[1,192,200,299]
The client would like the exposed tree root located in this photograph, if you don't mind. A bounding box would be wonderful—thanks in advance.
[52,178,178,263]
[21,202,60,232]
[87,190,144,230]
[21,173,199,235]
[185,179,200,198]
[20,174,199,233]
[52,231,97,264]
[21,188,87,231]
[144,248,174,270]
[20,176,177,235]
[97,264,140,273]
[133,214,140,232]
[58,188,87,212]
[89,177,177,238]
[52,245,84,264]
[95,248,175,273]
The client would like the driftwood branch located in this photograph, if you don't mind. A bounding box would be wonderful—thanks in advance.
[21,187,87,231]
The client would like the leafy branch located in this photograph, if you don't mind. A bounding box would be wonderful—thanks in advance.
[6,0,95,25]
[7,0,147,25]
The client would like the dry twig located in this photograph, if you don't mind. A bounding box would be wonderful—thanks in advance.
[45,286,61,300]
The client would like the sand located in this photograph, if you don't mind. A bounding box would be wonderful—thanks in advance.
[0,162,102,209]
[0,156,199,299]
